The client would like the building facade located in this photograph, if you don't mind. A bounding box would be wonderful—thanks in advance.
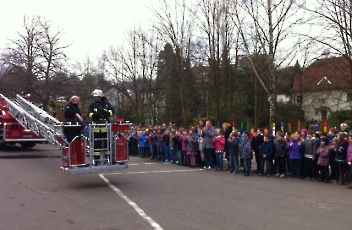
[292,56,352,122]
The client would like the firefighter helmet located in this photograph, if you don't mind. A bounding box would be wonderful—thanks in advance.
[92,89,104,97]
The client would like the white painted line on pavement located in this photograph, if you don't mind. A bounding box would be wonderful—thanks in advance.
[99,174,163,230]
[128,163,139,165]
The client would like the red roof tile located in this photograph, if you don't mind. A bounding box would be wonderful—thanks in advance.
[292,56,352,92]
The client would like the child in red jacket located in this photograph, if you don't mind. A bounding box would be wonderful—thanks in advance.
[213,128,226,171]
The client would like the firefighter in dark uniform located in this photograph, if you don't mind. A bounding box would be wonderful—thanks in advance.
[87,89,114,164]
[63,95,84,143]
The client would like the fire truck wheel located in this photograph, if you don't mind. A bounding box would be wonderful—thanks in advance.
[21,142,36,148]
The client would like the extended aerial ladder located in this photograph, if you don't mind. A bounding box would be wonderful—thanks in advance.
[5,94,63,145]
[0,93,130,175]
[0,94,47,147]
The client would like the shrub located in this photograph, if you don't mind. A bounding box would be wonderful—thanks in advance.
[275,102,305,131]
[327,110,352,128]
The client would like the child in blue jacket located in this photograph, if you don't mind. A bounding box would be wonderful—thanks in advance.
[228,131,240,174]
[258,134,274,177]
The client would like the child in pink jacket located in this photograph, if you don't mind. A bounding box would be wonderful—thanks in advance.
[180,128,189,166]
[213,128,226,171]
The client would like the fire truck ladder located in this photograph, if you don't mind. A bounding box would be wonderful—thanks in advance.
[1,94,63,145]
[1,93,130,175]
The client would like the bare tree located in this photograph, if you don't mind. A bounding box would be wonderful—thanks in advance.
[192,0,239,123]
[72,56,103,116]
[151,0,197,126]
[288,0,352,123]
[2,15,70,110]
[1,16,41,96]
[304,0,352,63]
[102,26,160,124]
[36,17,71,110]
[232,0,305,127]
[303,0,352,90]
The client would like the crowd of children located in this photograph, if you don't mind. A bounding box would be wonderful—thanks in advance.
[128,121,352,189]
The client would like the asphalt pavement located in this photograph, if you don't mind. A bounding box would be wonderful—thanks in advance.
[1,143,351,230]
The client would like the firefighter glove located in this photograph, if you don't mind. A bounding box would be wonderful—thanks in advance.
[103,109,110,117]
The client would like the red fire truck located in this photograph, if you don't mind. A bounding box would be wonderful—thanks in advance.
[0,94,46,148]
[1,93,131,175]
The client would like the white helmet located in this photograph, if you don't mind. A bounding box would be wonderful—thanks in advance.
[92,89,104,97]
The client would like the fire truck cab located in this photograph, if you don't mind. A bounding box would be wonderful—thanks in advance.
[0,94,46,148]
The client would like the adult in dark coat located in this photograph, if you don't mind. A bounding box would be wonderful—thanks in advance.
[334,132,349,185]
[63,95,85,165]
[63,95,84,143]
[203,120,215,170]
[252,128,264,173]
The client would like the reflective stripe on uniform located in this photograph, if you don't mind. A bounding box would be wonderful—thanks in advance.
[93,126,108,132]
[93,151,108,156]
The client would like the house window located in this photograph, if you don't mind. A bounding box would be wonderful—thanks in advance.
[296,95,301,103]
[347,93,352,101]
[318,98,325,104]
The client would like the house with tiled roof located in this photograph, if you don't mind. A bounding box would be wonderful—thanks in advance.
[292,56,352,121]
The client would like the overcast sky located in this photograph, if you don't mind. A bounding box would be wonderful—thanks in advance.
[0,0,152,63]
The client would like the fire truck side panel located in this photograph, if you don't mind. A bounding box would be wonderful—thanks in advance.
[0,96,46,147]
